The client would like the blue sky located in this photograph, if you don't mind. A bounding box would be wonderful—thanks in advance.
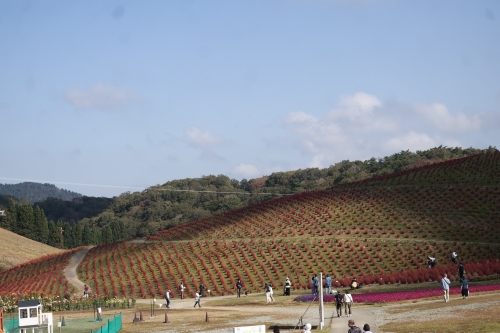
[1,0,499,197]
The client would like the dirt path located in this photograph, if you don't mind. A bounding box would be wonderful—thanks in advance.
[64,247,90,294]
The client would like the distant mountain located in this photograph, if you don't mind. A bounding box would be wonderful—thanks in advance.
[0,182,82,204]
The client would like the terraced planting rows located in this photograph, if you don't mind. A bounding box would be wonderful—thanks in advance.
[1,151,499,300]
[78,238,500,298]
[149,175,500,243]
[339,149,500,188]
[0,248,82,295]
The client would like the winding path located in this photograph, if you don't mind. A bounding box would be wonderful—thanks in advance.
[64,247,91,294]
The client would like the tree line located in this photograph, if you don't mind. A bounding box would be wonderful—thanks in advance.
[0,200,127,249]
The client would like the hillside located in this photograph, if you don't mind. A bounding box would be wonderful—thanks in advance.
[0,182,82,204]
[1,150,499,298]
[0,227,63,272]
[82,146,487,238]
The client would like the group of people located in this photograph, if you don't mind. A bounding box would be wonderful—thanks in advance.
[162,281,208,308]
[301,320,372,333]
[334,290,354,317]
[439,252,469,303]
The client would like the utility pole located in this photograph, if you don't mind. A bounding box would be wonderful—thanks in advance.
[319,272,324,329]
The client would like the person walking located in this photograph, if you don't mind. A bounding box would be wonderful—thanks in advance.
[284,277,292,296]
[344,290,354,317]
[461,275,469,299]
[325,275,332,295]
[347,319,362,333]
[178,282,185,300]
[451,251,457,264]
[236,279,243,298]
[193,291,201,308]
[265,283,272,303]
[164,289,171,308]
[269,285,275,302]
[334,291,344,317]
[362,323,373,333]
[441,273,451,303]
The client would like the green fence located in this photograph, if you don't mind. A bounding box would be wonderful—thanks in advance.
[90,313,122,333]
[3,316,19,333]
[3,315,19,333]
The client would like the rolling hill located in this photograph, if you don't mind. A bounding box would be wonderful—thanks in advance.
[81,146,487,239]
[0,150,499,298]
[0,227,63,272]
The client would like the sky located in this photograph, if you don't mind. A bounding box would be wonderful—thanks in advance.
[0,0,499,198]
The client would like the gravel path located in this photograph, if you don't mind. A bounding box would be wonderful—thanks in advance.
[64,247,90,293]
[373,295,500,328]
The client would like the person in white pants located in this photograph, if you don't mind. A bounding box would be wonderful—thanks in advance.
[441,273,451,303]
[344,290,354,317]
[265,283,271,303]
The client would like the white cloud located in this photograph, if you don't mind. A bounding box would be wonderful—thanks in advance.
[283,92,483,168]
[64,84,136,111]
[231,163,260,179]
[185,127,221,149]
[415,103,481,133]
[383,131,438,152]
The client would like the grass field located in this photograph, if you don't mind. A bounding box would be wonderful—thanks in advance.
[0,227,62,271]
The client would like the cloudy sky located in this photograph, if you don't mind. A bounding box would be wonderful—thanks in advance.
[1,0,499,197]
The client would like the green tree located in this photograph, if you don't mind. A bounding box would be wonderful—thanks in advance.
[33,206,49,244]
[7,200,18,233]
[48,220,64,248]
[102,225,113,244]
[17,203,35,239]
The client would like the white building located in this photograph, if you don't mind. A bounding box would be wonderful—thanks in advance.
[17,300,53,333]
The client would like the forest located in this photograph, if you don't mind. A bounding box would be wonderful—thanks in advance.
[0,200,127,251]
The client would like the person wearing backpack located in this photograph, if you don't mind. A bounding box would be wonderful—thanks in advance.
[164,289,171,308]
[334,292,344,317]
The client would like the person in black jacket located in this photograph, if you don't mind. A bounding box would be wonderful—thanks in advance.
[348,319,362,333]
[458,262,465,281]
[334,292,344,317]
[236,279,243,298]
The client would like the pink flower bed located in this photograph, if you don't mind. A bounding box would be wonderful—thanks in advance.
[295,284,500,304]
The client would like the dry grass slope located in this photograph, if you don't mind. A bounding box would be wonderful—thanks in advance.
[0,227,62,271]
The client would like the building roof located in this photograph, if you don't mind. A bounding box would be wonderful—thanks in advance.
[18,300,41,307]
